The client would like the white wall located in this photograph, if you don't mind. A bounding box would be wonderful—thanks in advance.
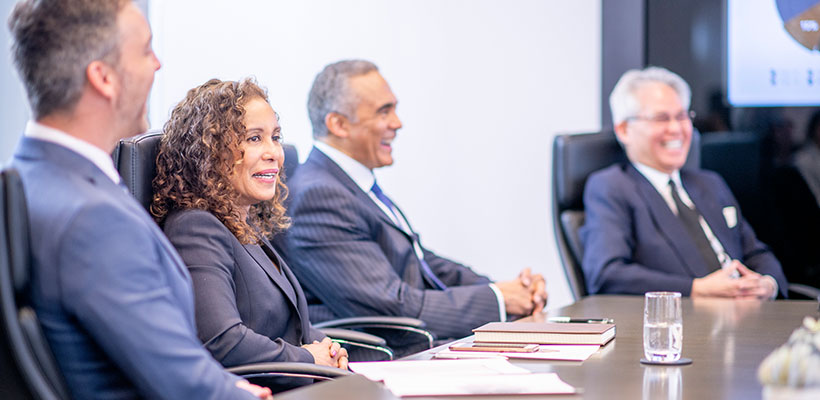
[0,0,601,308]
[1,0,30,163]
[149,0,601,310]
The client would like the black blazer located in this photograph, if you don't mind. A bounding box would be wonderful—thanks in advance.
[163,209,325,367]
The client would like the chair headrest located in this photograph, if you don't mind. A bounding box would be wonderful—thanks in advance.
[553,130,700,211]
[113,130,300,212]
[113,130,163,211]
[2,168,31,296]
[282,145,299,183]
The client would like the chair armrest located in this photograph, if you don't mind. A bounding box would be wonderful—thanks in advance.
[321,328,394,361]
[319,328,387,347]
[313,316,426,329]
[789,283,820,300]
[313,316,435,351]
[226,362,351,381]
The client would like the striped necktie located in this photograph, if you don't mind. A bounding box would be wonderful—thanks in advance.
[669,179,721,272]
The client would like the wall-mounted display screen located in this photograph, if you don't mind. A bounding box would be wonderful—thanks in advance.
[728,0,820,106]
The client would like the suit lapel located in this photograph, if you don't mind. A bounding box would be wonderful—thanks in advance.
[251,238,309,340]
[266,237,312,331]
[309,149,413,239]
[243,240,300,313]
[626,165,707,277]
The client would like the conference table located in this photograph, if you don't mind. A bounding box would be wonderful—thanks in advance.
[399,295,819,400]
[279,295,819,399]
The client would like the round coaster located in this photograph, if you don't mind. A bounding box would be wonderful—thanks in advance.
[640,357,693,366]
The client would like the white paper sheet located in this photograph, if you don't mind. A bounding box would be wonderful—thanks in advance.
[383,372,577,397]
[349,358,531,382]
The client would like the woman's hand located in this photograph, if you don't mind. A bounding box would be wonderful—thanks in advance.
[302,337,349,369]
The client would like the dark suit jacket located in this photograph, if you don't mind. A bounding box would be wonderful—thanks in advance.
[163,209,325,367]
[12,138,255,400]
[280,148,500,340]
[580,163,788,297]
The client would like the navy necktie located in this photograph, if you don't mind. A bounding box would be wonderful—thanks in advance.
[371,182,448,290]
[668,179,721,272]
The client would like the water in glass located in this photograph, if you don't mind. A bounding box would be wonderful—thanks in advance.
[643,321,682,362]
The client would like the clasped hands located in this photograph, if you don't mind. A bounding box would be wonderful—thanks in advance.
[692,260,776,299]
[496,267,548,316]
[235,337,348,399]
[302,337,349,369]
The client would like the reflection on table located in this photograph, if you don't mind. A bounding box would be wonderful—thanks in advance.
[404,295,819,400]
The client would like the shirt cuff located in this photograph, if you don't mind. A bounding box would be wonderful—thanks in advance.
[488,283,507,322]
[764,275,779,300]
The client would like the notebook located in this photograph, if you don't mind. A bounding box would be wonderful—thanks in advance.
[473,322,616,345]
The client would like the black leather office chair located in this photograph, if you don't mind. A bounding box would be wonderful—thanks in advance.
[551,130,699,300]
[0,167,71,400]
[113,131,434,360]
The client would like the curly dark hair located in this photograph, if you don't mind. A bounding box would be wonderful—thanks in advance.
[151,78,290,244]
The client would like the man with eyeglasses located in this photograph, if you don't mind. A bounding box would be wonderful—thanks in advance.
[580,66,787,299]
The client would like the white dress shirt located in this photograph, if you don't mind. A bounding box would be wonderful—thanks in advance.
[633,162,778,298]
[313,142,507,320]
[24,121,122,184]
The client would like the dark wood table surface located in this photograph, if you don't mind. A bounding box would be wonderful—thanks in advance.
[403,295,820,400]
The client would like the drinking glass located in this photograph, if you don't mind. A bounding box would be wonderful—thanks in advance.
[643,291,682,362]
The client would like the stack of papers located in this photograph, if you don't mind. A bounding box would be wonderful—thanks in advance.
[349,358,577,397]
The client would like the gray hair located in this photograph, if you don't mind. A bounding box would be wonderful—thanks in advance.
[609,66,691,126]
[8,0,128,119]
[307,59,379,138]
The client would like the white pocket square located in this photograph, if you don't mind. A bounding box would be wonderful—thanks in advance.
[723,206,737,228]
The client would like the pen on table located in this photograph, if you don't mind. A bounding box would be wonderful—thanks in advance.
[548,317,614,324]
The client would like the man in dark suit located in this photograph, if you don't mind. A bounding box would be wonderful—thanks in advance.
[580,66,787,298]
[281,60,547,342]
[8,1,270,398]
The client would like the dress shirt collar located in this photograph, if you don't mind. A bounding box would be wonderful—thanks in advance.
[313,140,375,193]
[633,161,681,193]
[24,120,122,184]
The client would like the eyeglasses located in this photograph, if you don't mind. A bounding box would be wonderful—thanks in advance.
[627,110,696,125]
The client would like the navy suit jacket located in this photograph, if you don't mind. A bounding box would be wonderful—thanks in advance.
[280,148,500,340]
[163,209,325,367]
[580,163,788,297]
[11,138,255,400]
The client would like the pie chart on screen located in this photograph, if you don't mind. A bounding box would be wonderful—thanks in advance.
[777,0,820,50]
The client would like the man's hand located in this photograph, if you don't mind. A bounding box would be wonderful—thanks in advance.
[497,268,549,316]
[496,277,534,316]
[691,261,774,299]
[518,268,548,313]
[302,337,348,369]
[236,380,273,400]
[734,263,776,299]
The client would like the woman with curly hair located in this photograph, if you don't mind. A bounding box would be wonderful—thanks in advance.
[152,78,347,372]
